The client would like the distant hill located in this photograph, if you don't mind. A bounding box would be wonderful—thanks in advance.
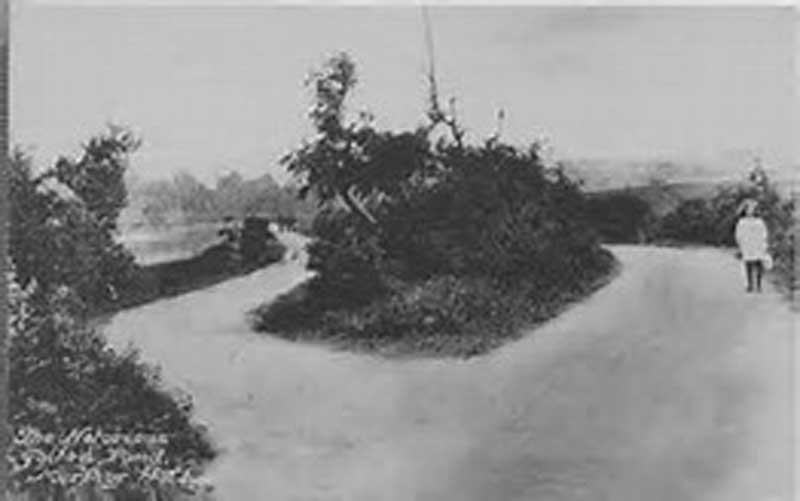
[563,157,796,194]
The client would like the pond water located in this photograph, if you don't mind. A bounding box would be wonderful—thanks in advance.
[118,222,224,265]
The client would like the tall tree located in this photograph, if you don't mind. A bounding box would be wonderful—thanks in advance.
[49,125,140,232]
[9,126,140,316]
[280,53,380,226]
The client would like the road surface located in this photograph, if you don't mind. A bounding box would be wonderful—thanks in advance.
[103,236,794,501]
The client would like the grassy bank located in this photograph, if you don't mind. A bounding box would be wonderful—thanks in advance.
[251,250,617,359]
[103,241,285,315]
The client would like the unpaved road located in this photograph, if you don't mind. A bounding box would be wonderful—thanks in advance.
[104,236,794,501]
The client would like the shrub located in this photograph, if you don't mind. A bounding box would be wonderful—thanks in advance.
[8,277,215,496]
[8,129,217,497]
[378,144,603,287]
[304,208,388,308]
[319,275,509,355]
[250,282,321,335]
[584,191,655,243]
[9,147,139,318]
[255,247,615,358]
[657,198,719,244]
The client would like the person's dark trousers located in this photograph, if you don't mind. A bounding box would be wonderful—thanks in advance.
[744,260,764,292]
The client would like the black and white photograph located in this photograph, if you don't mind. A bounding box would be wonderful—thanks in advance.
[5,3,798,500]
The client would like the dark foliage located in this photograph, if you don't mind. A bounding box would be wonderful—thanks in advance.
[9,304,215,465]
[250,282,322,335]
[8,128,216,494]
[380,144,604,285]
[304,208,388,309]
[10,140,139,318]
[51,127,140,231]
[584,191,655,243]
[111,230,286,314]
[255,53,617,355]
[255,251,615,358]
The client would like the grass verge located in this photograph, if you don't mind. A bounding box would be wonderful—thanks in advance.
[250,250,618,359]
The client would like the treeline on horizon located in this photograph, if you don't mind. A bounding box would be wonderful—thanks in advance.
[122,169,317,231]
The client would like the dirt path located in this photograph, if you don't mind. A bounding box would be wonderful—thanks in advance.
[103,239,794,501]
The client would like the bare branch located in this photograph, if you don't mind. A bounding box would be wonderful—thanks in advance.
[340,186,378,226]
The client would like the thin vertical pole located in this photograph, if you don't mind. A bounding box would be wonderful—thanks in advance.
[421,6,440,115]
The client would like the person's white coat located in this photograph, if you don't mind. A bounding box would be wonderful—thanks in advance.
[734,216,769,261]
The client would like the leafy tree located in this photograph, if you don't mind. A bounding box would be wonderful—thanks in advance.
[172,171,217,218]
[8,129,215,497]
[281,53,385,226]
[279,53,609,308]
[10,127,140,316]
[381,143,603,283]
[214,171,246,217]
[48,125,140,232]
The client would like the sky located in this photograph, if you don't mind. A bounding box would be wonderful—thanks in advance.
[10,4,797,185]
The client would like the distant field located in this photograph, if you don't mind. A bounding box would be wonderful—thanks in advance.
[118,222,224,265]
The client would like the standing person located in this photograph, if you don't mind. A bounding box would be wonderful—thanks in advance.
[734,199,770,293]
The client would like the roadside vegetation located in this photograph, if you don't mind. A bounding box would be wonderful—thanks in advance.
[583,190,657,244]
[651,167,795,293]
[251,53,616,358]
[106,217,286,315]
[8,128,216,499]
[587,167,795,294]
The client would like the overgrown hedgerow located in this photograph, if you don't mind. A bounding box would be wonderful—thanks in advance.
[583,190,656,244]
[252,52,617,356]
[9,272,216,499]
